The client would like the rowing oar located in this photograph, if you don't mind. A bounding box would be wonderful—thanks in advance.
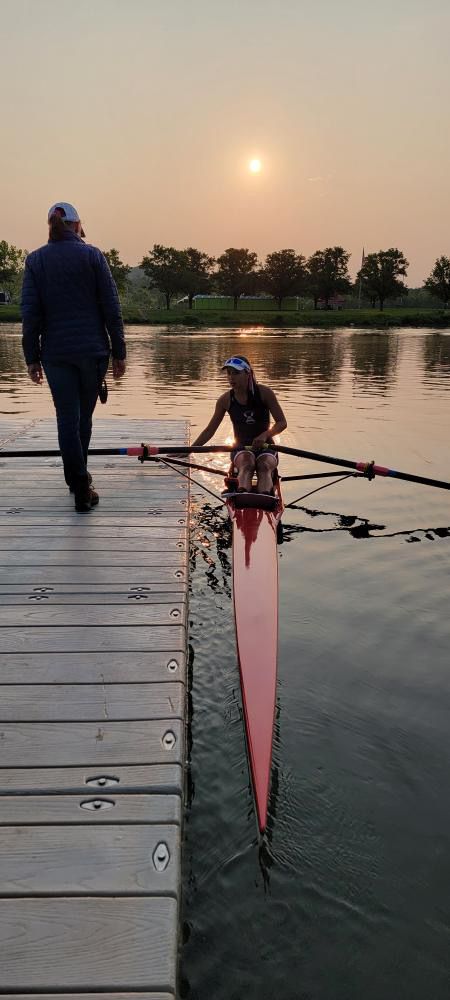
[0,445,233,459]
[275,445,450,492]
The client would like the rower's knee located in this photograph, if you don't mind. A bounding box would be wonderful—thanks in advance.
[235,454,255,473]
[257,456,276,474]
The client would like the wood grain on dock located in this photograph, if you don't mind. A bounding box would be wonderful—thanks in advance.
[0,418,189,997]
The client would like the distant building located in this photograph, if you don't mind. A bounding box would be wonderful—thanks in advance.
[317,295,346,310]
[0,291,11,305]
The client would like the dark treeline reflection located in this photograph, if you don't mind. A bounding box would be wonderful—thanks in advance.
[0,329,25,378]
[135,327,346,391]
[138,331,206,386]
[348,331,401,391]
[422,332,450,376]
[293,331,345,388]
[1,324,449,400]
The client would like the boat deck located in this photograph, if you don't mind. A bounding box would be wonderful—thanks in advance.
[0,418,189,998]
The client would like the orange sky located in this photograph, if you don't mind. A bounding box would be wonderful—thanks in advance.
[1,0,449,285]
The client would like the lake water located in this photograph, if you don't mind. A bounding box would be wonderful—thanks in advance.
[1,324,450,1000]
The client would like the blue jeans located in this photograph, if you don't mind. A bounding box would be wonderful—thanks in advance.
[43,355,109,487]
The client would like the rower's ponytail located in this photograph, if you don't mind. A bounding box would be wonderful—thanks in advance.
[48,211,66,241]
[235,355,256,394]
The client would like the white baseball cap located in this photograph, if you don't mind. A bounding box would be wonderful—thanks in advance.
[48,202,85,237]
[221,356,251,372]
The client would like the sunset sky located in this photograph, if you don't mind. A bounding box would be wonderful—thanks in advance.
[1,0,449,286]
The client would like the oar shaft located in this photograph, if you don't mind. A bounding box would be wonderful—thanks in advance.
[0,444,233,459]
[0,448,126,458]
[275,445,450,492]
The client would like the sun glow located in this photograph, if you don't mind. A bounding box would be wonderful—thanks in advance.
[249,158,262,173]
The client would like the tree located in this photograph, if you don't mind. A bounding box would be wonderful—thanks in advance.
[103,249,131,293]
[215,248,259,309]
[140,244,187,309]
[357,249,409,311]
[306,247,351,309]
[182,247,215,309]
[424,256,450,306]
[260,249,307,309]
[0,241,26,288]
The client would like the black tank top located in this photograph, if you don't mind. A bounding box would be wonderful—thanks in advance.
[227,384,273,446]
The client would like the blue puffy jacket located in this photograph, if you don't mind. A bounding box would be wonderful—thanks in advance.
[21,230,126,365]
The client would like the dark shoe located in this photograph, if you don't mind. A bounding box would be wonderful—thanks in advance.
[69,472,93,494]
[74,486,99,512]
[73,475,97,513]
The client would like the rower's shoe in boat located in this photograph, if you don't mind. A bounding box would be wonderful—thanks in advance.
[233,491,278,511]
[73,475,99,512]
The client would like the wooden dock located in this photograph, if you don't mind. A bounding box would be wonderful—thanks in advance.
[0,418,189,999]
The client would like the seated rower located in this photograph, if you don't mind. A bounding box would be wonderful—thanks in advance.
[192,355,287,493]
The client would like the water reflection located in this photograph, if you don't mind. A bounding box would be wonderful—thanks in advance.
[348,331,400,390]
[1,323,450,403]
[422,332,450,376]
[293,330,346,387]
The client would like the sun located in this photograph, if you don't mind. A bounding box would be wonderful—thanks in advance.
[249,158,262,173]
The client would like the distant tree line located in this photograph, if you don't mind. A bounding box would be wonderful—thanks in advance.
[138,244,447,312]
[0,241,26,301]
[2,237,450,311]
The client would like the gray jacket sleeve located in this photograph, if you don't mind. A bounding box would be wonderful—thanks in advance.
[21,257,43,365]
[94,251,126,360]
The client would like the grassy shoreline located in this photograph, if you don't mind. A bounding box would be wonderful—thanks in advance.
[1,305,449,329]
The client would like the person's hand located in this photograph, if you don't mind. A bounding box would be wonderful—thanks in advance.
[28,363,43,384]
[112,358,126,379]
[251,433,268,448]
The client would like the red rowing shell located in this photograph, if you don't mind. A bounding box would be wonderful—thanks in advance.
[226,490,283,832]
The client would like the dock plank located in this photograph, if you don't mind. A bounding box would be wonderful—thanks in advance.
[0,498,187,511]
[0,566,187,585]
[0,651,185,683]
[0,588,187,604]
[1,625,184,652]
[0,604,185,627]
[0,550,185,565]
[0,898,177,991]
[0,683,184,722]
[0,720,183,766]
[0,764,183,795]
[0,525,185,537]
[0,536,186,551]
[0,825,180,896]
[2,995,173,999]
[0,517,188,529]
[0,795,181,825]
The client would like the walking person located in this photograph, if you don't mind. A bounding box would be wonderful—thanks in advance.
[192,355,287,493]
[21,201,126,511]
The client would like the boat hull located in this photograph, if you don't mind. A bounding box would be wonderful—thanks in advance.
[226,487,283,832]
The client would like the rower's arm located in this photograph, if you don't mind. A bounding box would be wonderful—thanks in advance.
[192,394,229,446]
[259,387,287,440]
